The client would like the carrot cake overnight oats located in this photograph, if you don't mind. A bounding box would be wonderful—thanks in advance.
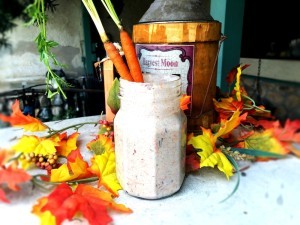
[114,74,187,199]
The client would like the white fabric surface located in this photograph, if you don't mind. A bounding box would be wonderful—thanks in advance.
[0,115,299,225]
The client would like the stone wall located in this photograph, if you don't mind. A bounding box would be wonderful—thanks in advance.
[0,0,84,91]
[242,75,300,122]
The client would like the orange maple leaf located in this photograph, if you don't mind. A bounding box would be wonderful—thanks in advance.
[215,110,248,141]
[213,97,244,120]
[33,183,132,225]
[56,132,80,157]
[180,94,191,111]
[0,100,47,131]
[0,163,32,203]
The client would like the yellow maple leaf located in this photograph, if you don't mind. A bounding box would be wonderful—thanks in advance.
[12,135,58,156]
[199,150,233,180]
[56,132,80,157]
[50,149,92,182]
[188,127,215,154]
[245,129,287,155]
[50,164,77,182]
[188,128,234,179]
[88,152,122,197]
[233,66,242,101]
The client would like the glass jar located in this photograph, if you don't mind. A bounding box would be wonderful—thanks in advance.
[114,74,187,199]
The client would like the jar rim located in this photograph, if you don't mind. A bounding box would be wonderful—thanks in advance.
[120,74,181,88]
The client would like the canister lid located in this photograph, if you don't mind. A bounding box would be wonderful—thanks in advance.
[139,0,214,23]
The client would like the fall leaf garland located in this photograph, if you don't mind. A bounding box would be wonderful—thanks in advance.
[0,65,300,224]
[0,102,131,224]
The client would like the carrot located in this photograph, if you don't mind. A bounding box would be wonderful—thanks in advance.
[104,42,133,81]
[101,0,144,83]
[82,0,133,81]
[120,29,144,82]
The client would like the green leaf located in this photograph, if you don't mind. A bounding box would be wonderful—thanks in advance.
[46,40,59,48]
[47,90,58,98]
[231,147,285,159]
[107,78,120,114]
[220,153,240,203]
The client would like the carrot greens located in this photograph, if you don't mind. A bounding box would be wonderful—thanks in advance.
[24,0,71,99]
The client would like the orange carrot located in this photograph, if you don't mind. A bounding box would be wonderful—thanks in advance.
[104,42,134,82]
[120,29,144,83]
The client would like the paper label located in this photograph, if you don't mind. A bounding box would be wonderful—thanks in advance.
[136,44,195,96]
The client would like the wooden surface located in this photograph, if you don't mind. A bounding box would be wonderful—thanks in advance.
[133,22,221,131]
[103,60,115,122]
[133,22,221,43]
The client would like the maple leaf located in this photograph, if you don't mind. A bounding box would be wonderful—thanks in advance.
[0,100,47,131]
[233,66,242,101]
[215,110,247,141]
[188,128,234,179]
[31,197,56,225]
[213,97,244,120]
[87,135,121,196]
[0,149,14,165]
[0,188,9,203]
[200,150,234,180]
[56,132,80,157]
[12,135,58,156]
[244,129,288,156]
[185,133,200,173]
[225,64,250,85]
[185,144,200,173]
[0,164,32,203]
[180,94,191,111]
[257,119,300,143]
[88,153,122,197]
[50,149,93,182]
[33,183,132,225]
[254,119,300,157]
[87,134,114,155]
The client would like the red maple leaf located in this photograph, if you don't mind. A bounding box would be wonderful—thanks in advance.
[185,144,200,173]
[36,183,132,225]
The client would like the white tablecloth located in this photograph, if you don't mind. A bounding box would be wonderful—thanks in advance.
[0,116,299,225]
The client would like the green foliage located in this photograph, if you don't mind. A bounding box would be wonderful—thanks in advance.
[24,0,71,99]
[107,78,120,114]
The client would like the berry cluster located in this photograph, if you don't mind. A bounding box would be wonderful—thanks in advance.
[20,152,59,170]
[99,119,114,140]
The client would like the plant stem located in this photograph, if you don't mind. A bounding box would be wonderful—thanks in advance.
[101,0,122,30]
[82,0,109,43]
[46,122,99,138]
[33,174,99,185]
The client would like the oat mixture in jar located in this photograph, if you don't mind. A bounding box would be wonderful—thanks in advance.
[114,74,187,199]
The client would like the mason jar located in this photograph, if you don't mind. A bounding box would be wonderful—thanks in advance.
[114,74,187,199]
